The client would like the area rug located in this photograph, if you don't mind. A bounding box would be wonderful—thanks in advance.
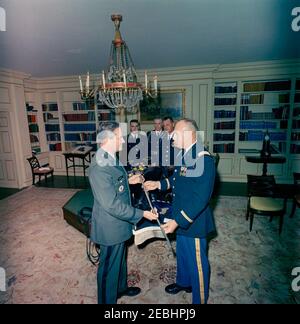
[0,186,299,304]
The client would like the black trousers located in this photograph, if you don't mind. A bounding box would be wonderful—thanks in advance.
[97,242,128,304]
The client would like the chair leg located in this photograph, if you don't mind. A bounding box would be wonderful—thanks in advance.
[269,216,274,223]
[290,200,297,218]
[32,175,35,185]
[38,175,41,185]
[250,213,254,232]
[246,206,250,221]
[279,215,284,235]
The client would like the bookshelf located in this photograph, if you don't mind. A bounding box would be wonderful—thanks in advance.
[97,102,116,124]
[210,77,300,182]
[63,101,97,152]
[40,97,117,154]
[291,79,300,154]
[238,80,291,155]
[26,103,41,154]
[213,82,237,153]
[42,102,62,152]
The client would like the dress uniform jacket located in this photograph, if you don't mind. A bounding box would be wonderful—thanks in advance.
[126,132,148,167]
[88,148,144,246]
[161,132,176,167]
[147,130,163,166]
[160,143,216,238]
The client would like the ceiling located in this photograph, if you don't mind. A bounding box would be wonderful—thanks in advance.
[0,0,299,77]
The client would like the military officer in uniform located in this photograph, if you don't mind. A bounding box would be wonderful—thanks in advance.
[147,118,163,139]
[88,121,158,304]
[126,119,148,167]
[162,116,176,170]
[123,119,149,205]
[147,118,164,166]
[144,118,216,304]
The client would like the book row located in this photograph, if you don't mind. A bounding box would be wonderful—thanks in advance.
[213,143,235,153]
[214,110,236,118]
[239,131,287,142]
[64,133,96,142]
[63,112,95,122]
[213,132,235,141]
[46,133,61,141]
[214,121,236,130]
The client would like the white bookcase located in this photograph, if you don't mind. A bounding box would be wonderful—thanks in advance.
[26,102,41,154]
[61,100,116,152]
[213,81,237,154]
[211,77,299,182]
[42,102,62,152]
[238,79,291,155]
[62,100,97,152]
[291,79,300,155]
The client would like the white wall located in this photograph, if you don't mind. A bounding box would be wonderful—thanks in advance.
[0,59,299,188]
[0,70,33,188]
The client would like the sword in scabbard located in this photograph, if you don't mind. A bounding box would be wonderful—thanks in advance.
[142,186,176,258]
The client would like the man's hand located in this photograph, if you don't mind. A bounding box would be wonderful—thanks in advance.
[162,220,179,234]
[143,181,160,191]
[128,174,144,185]
[143,210,159,221]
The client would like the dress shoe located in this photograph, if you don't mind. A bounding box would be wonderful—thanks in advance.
[118,287,141,298]
[165,283,192,295]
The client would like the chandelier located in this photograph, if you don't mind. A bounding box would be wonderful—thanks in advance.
[79,14,158,114]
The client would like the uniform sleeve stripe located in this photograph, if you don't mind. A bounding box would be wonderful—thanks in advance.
[195,238,206,304]
[181,210,193,223]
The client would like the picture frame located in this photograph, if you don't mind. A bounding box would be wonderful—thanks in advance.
[139,89,186,124]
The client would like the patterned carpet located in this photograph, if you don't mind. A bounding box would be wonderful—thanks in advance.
[0,186,299,304]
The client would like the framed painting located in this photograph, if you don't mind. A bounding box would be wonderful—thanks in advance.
[139,89,186,124]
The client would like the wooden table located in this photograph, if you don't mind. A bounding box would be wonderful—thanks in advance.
[63,147,93,178]
[245,155,286,176]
